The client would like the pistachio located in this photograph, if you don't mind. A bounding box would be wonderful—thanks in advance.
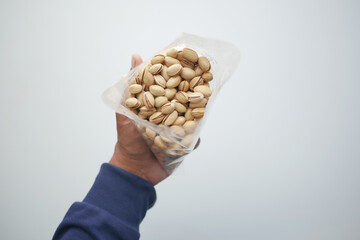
[128,84,143,94]
[178,80,190,92]
[161,102,175,114]
[183,120,197,132]
[171,100,187,113]
[180,59,195,69]
[188,92,204,103]
[154,135,167,149]
[203,82,210,88]
[139,106,156,117]
[166,48,178,58]
[149,112,165,124]
[182,48,198,62]
[202,72,213,82]
[194,85,212,98]
[165,88,177,100]
[125,97,141,109]
[167,64,183,76]
[173,116,186,125]
[160,65,170,81]
[166,76,181,88]
[136,91,144,106]
[192,108,205,118]
[181,133,195,146]
[143,91,155,109]
[149,85,165,96]
[162,110,178,126]
[149,63,163,75]
[175,91,188,104]
[135,67,145,84]
[189,76,204,90]
[154,75,166,88]
[170,125,185,137]
[143,68,155,86]
[145,127,156,140]
[177,51,184,61]
[151,54,165,65]
[189,98,207,108]
[154,96,168,108]
[180,67,196,80]
[185,108,194,120]
[198,56,211,72]
[194,65,203,76]
[164,56,180,67]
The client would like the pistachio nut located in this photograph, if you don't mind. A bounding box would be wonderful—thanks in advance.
[198,56,211,72]
[173,116,186,125]
[180,59,195,69]
[149,63,163,75]
[145,127,156,140]
[192,108,205,118]
[189,76,204,90]
[149,85,165,96]
[189,98,207,108]
[180,67,196,80]
[164,56,180,67]
[167,63,183,76]
[161,102,175,114]
[181,134,195,146]
[166,76,181,88]
[139,106,156,117]
[136,91,144,106]
[188,92,204,103]
[194,65,203,76]
[143,68,155,86]
[143,91,155,109]
[154,96,168,108]
[125,97,141,109]
[178,80,190,92]
[149,112,165,124]
[166,48,178,58]
[128,84,143,94]
[171,100,187,113]
[202,72,213,82]
[177,51,184,61]
[170,125,186,137]
[183,121,197,132]
[160,65,170,81]
[185,108,194,120]
[154,75,166,88]
[165,88,177,100]
[162,110,178,126]
[151,54,165,65]
[154,136,167,149]
[194,85,212,98]
[135,67,145,84]
[175,91,188,104]
[182,48,198,62]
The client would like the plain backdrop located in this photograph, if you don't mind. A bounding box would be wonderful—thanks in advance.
[0,0,359,239]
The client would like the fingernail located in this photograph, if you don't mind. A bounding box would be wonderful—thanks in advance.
[131,56,136,70]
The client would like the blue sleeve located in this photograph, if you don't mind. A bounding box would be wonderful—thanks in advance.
[53,163,156,240]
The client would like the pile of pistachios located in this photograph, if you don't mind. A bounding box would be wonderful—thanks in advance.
[124,47,213,168]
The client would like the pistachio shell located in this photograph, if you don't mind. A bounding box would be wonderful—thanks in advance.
[192,108,205,118]
[166,48,178,58]
[189,98,207,108]
[180,67,196,80]
[182,48,198,62]
[167,64,183,76]
[188,92,204,103]
[149,63,163,75]
[136,91,144,106]
[143,91,155,109]
[164,56,180,67]
[145,127,156,140]
[149,85,165,96]
[183,121,197,131]
[198,56,211,72]
[154,136,167,149]
[165,88,177,100]
[151,54,165,65]
[128,84,143,94]
[194,66,203,76]
[125,97,141,109]
[154,96,168,108]
[163,111,178,126]
[173,116,186,126]
[143,68,154,86]
[175,91,188,104]
[178,80,190,92]
[139,106,156,117]
[149,112,165,124]
[180,59,195,69]
[202,72,213,82]
[185,108,194,120]
[181,133,195,146]
[161,102,175,114]
[166,76,181,88]
[189,76,204,90]
[160,65,170,81]
[154,75,166,88]
[170,126,186,137]
[171,100,187,113]
[194,85,212,98]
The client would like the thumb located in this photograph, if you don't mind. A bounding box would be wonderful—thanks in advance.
[131,54,143,69]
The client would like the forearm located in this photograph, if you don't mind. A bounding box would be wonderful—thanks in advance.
[53,163,156,240]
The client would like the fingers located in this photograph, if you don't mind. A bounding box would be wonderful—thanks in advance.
[131,54,143,69]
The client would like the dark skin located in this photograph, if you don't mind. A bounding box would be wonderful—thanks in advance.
[110,54,200,185]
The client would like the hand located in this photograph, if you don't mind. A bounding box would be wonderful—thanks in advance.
[109,54,200,185]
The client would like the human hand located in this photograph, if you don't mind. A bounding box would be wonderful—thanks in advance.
[109,54,200,185]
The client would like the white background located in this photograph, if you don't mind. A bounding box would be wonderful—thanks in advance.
[1,0,359,239]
